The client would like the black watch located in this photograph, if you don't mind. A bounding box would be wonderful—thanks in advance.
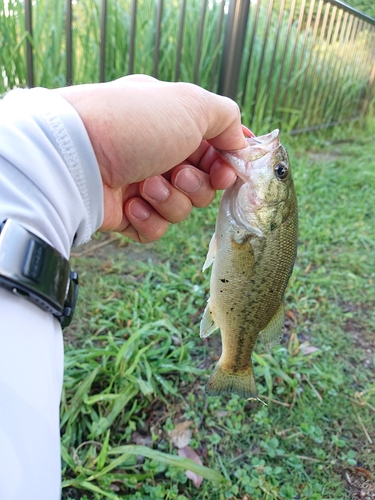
[0,219,79,328]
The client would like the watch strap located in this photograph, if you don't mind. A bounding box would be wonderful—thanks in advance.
[0,219,78,328]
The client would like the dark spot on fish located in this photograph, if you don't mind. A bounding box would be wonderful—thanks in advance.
[230,307,234,311]
[270,221,277,231]
[220,290,223,293]
[220,279,229,283]
[250,279,255,284]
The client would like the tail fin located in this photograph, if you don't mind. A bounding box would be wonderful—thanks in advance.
[205,362,258,399]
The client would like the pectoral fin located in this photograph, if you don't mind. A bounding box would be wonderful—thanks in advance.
[260,303,285,350]
[200,301,218,338]
[202,233,217,272]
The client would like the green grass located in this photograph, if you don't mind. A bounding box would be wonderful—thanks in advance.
[61,118,375,499]
[1,0,374,132]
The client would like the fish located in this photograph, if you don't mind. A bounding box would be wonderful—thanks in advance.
[200,129,298,399]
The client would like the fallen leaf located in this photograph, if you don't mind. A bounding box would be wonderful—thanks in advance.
[285,309,297,322]
[178,446,203,488]
[353,466,374,480]
[301,345,319,355]
[168,420,193,449]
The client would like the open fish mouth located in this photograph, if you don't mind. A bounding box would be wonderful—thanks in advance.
[217,129,280,166]
[244,129,280,157]
[216,129,282,182]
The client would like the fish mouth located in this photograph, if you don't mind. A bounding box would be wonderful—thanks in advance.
[216,129,281,179]
[243,129,280,159]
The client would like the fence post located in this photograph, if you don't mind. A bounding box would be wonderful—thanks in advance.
[218,0,250,100]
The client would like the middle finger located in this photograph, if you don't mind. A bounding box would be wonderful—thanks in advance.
[140,175,193,223]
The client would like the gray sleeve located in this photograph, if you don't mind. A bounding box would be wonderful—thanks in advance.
[0,87,104,258]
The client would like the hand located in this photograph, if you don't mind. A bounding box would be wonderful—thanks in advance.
[56,75,247,243]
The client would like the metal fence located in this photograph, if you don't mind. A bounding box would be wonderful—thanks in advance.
[3,0,375,132]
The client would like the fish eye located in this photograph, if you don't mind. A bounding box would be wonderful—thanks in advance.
[274,163,288,180]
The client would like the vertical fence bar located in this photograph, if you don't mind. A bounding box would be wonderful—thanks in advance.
[194,0,208,84]
[153,0,164,78]
[263,0,287,116]
[288,0,316,126]
[350,20,368,109]
[362,44,375,115]
[323,11,353,122]
[210,0,226,92]
[295,0,324,114]
[318,8,345,119]
[100,0,107,82]
[296,0,317,75]
[313,6,338,122]
[129,0,137,74]
[218,0,250,100]
[175,0,187,81]
[303,2,331,125]
[357,24,372,82]
[270,0,297,120]
[24,0,34,88]
[280,0,307,121]
[360,27,375,114]
[335,15,360,120]
[241,0,261,107]
[249,0,274,120]
[66,0,73,85]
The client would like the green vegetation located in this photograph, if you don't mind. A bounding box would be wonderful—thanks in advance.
[348,0,375,19]
[62,119,375,499]
[1,0,374,132]
[1,0,374,497]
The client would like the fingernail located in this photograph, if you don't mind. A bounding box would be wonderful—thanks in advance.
[128,200,150,220]
[143,176,170,202]
[175,168,201,194]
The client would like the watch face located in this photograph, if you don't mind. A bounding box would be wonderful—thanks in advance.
[22,239,46,283]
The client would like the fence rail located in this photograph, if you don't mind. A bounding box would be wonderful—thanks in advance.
[1,0,374,132]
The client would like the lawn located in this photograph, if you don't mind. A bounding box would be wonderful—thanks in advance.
[61,118,375,499]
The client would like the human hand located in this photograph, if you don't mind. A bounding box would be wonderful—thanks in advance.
[56,75,248,243]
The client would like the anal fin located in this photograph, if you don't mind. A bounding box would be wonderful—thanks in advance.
[202,233,217,272]
[200,301,218,338]
[260,303,285,350]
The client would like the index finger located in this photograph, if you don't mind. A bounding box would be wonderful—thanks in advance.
[199,92,248,150]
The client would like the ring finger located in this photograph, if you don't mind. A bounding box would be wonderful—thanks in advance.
[140,175,193,223]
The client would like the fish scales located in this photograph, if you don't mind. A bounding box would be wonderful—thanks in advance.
[200,129,298,399]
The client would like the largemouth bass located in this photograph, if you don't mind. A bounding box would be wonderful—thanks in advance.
[200,129,298,399]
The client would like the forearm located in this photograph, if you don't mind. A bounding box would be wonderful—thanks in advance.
[0,87,103,499]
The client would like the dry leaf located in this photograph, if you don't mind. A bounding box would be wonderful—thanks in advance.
[353,466,375,480]
[285,309,297,322]
[168,420,193,449]
[178,446,203,488]
[301,345,319,355]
